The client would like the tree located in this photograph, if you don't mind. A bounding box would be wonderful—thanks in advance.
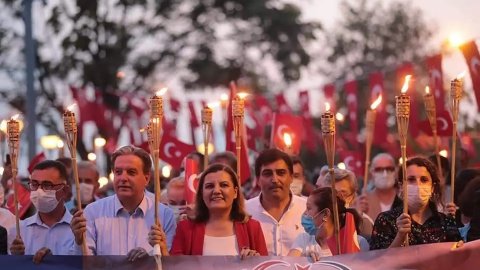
[0,0,321,158]
[321,0,433,82]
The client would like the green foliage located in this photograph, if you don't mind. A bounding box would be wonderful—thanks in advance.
[322,0,433,81]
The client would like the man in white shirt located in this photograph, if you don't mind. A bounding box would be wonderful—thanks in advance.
[10,160,75,263]
[246,149,306,256]
[71,145,176,261]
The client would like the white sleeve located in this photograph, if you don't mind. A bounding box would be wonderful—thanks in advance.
[290,233,308,254]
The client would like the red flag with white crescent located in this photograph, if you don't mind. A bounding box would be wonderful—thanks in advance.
[298,90,317,152]
[270,113,304,155]
[184,158,199,204]
[460,40,480,111]
[159,133,196,169]
[417,110,453,136]
[425,54,446,110]
[339,150,363,176]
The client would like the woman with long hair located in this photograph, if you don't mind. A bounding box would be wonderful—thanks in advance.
[288,187,368,261]
[167,163,267,257]
[370,157,461,249]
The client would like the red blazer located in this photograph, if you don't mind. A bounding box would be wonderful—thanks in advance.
[170,218,268,256]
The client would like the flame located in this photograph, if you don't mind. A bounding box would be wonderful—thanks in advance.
[439,149,448,158]
[66,104,77,111]
[220,93,229,101]
[325,102,331,112]
[237,92,249,99]
[155,87,168,96]
[425,86,430,95]
[370,95,382,110]
[207,101,220,108]
[401,75,412,94]
[0,120,7,133]
[283,133,292,147]
[456,72,466,80]
[11,114,21,121]
[335,112,345,122]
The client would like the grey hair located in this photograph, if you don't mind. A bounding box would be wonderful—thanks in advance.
[323,168,357,193]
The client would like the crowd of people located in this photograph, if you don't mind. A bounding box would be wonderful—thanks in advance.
[0,144,478,264]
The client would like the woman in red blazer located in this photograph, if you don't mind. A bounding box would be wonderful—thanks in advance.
[169,163,268,257]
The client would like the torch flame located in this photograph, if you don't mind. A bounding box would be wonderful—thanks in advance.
[155,87,168,96]
[66,104,77,111]
[283,133,292,147]
[207,101,220,108]
[325,102,331,112]
[401,75,412,94]
[456,72,466,80]
[425,86,430,95]
[220,93,229,101]
[370,95,382,110]
[237,92,249,99]
[11,114,20,121]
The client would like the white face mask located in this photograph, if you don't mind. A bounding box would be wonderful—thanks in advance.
[373,171,396,190]
[79,183,94,204]
[290,178,304,196]
[407,184,432,210]
[30,188,60,213]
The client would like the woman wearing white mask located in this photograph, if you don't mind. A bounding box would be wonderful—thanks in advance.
[288,187,369,261]
[370,157,461,250]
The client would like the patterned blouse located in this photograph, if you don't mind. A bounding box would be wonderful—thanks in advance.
[370,205,461,250]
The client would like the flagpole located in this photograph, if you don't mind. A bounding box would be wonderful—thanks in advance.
[423,87,443,186]
[450,74,463,205]
[396,75,411,247]
[363,95,382,194]
[6,115,22,242]
[231,84,245,186]
[202,105,213,169]
[321,103,341,255]
[63,107,88,255]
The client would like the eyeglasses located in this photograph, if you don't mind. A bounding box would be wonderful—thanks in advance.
[29,180,65,191]
[373,166,395,173]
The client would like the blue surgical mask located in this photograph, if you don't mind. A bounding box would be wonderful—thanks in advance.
[301,209,326,236]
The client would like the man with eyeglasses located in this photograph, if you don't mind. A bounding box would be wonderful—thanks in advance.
[9,160,75,263]
[245,148,306,256]
[362,153,402,222]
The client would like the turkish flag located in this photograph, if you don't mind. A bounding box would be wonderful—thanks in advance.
[368,72,389,148]
[275,93,292,114]
[270,113,304,155]
[327,212,360,255]
[28,152,46,174]
[122,92,148,117]
[396,63,420,138]
[159,133,196,169]
[6,181,31,219]
[418,110,453,137]
[187,101,200,129]
[460,40,480,111]
[339,150,363,177]
[254,95,273,123]
[345,80,359,149]
[170,97,181,113]
[299,91,317,152]
[184,158,200,204]
[323,83,336,111]
[425,54,446,110]
[225,82,251,184]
